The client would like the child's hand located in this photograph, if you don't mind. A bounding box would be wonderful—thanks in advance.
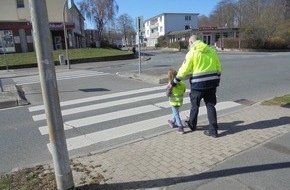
[166,84,172,97]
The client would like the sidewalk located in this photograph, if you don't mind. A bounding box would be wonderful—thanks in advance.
[62,103,290,189]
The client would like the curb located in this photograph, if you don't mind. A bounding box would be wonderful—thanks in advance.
[116,71,168,84]
[0,85,30,109]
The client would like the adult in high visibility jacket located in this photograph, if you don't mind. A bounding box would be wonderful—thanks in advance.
[169,34,222,138]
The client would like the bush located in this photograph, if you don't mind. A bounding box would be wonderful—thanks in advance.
[156,36,168,47]
[264,37,289,49]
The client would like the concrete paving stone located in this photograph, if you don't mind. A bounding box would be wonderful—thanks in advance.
[170,160,183,169]
[144,170,158,179]
[179,167,195,176]
[191,162,207,171]
[200,153,215,160]
[191,156,206,165]
[147,165,159,174]
[133,170,147,179]
[137,165,149,173]
[151,155,162,163]
[149,160,161,168]
[139,159,151,167]
[160,161,172,168]
[155,171,168,179]
[200,157,218,166]
[160,156,173,163]
[157,165,171,174]
[167,166,183,176]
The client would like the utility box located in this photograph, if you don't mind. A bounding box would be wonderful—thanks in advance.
[59,54,65,65]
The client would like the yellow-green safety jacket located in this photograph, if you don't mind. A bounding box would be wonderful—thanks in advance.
[169,81,186,107]
[173,40,222,90]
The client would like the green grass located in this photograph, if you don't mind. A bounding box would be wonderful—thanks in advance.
[0,48,131,67]
[261,94,290,107]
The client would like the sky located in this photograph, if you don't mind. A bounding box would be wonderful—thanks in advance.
[75,0,221,29]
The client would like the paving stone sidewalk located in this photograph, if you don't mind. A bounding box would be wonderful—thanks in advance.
[44,103,290,190]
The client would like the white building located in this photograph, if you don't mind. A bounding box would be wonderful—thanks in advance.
[0,0,85,53]
[143,13,199,47]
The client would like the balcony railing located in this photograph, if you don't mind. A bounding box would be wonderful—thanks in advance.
[150,32,159,38]
[150,22,159,29]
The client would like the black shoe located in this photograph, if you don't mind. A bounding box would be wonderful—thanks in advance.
[184,120,196,131]
[204,130,218,138]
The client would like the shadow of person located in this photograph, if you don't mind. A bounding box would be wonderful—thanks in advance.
[75,161,290,190]
[218,116,290,137]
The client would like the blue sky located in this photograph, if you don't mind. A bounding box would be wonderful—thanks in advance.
[75,0,221,29]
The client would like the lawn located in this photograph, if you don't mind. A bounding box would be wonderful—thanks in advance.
[0,48,132,67]
[261,94,290,107]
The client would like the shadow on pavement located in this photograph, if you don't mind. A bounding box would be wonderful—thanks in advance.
[75,162,290,190]
[218,117,290,137]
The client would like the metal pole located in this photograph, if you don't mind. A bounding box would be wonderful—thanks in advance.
[63,0,70,69]
[138,31,141,74]
[29,0,74,189]
[1,35,9,71]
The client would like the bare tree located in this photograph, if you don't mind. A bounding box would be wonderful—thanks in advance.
[198,15,211,27]
[78,0,118,44]
[211,0,236,27]
[116,14,135,46]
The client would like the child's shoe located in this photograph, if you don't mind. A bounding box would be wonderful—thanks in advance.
[177,127,184,134]
[168,120,177,128]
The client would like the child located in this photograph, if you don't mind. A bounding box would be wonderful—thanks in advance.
[166,69,186,134]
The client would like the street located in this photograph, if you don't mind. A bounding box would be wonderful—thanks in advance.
[0,50,290,174]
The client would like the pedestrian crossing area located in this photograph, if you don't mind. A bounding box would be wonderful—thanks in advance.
[13,70,108,85]
[28,86,241,152]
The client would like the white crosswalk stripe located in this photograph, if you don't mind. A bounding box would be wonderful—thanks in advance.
[13,70,108,85]
[29,86,241,151]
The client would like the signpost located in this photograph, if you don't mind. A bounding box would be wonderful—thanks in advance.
[136,16,143,74]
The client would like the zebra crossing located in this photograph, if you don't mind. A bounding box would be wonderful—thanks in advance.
[13,70,108,85]
[28,86,241,151]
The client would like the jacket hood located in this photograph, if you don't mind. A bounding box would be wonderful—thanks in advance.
[191,40,208,53]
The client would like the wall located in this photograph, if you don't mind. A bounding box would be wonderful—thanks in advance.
[164,14,198,34]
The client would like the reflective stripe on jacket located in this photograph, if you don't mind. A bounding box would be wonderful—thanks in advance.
[175,40,222,90]
[169,81,186,107]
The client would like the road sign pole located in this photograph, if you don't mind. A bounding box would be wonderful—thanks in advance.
[138,30,141,74]
[136,16,143,74]
[29,0,74,189]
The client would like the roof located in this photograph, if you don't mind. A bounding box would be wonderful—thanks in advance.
[144,13,199,22]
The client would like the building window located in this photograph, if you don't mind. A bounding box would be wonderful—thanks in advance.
[185,15,191,21]
[147,30,149,35]
[159,16,162,22]
[151,28,158,33]
[16,0,25,8]
[185,25,191,30]
[160,26,163,32]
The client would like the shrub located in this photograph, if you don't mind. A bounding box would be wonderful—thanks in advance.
[264,37,288,49]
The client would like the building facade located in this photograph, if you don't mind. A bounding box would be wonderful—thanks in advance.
[198,26,239,46]
[0,0,85,53]
[143,13,199,47]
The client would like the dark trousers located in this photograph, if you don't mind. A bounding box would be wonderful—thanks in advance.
[189,88,218,133]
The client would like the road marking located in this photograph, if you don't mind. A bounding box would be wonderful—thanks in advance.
[13,70,108,85]
[33,92,166,121]
[29,86,166,112]
[44,101,241,151]
[181,101,242,116]
[38,105,161,135]
[32,89,190,121]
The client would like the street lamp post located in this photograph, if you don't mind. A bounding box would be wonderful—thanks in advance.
[63,0,70,69]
